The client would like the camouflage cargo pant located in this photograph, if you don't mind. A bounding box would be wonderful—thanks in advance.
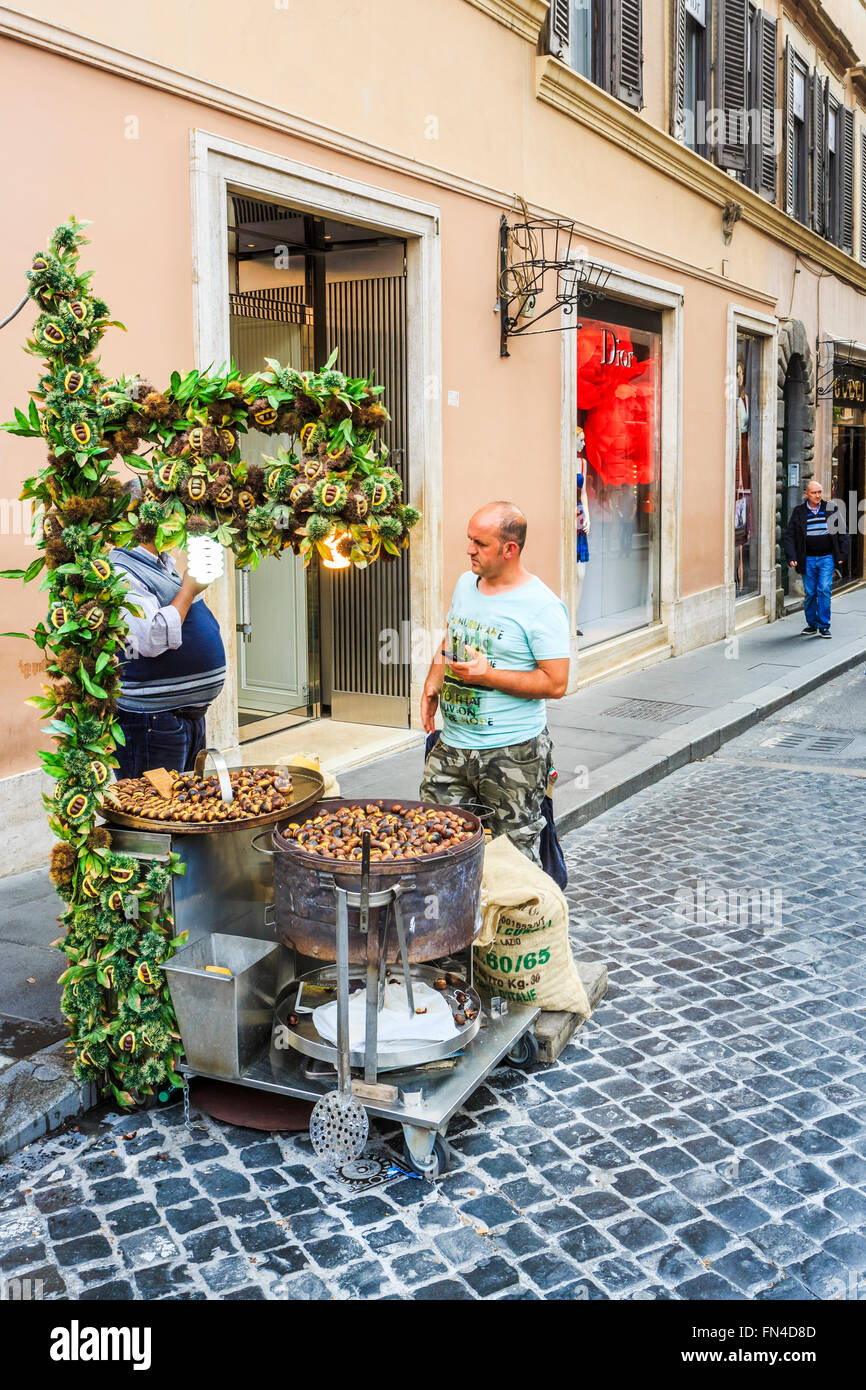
[419,728,553,865]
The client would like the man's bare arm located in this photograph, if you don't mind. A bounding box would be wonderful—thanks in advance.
[446,652,569,701]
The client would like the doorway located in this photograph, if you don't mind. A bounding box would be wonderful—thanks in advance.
[832,418,865,587]
[781,353,809,597]
[226,193,411,738]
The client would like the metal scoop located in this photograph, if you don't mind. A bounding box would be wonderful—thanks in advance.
[309,838,369,1165]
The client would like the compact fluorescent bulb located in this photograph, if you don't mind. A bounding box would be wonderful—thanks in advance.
[186,535,225,584]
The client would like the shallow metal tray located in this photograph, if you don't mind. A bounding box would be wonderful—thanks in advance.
[270,962,482,1072]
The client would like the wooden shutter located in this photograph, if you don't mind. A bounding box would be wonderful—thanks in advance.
[611,0,643,109]
[840,105,855,254]
[758,13,777,198]
[671,0,686,140]
[715,0,748,170]
[860,130,866,263]
[784,38,795,217]
[548,0,571,62]
[810,71,825,236]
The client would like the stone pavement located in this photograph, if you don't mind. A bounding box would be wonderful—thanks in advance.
[1,668,865,1300]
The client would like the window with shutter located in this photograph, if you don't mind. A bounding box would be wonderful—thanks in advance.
[860,131,866,263]
[810,71,826,237]
[758,13,777,199]
[784,39,795,217]
[840,106,855,254]
[675,0,710,155]
[746,9,777,199]
[611,0,642,110]
[548,0,571,63]
[671,0,687,141]
[715,0,749,171]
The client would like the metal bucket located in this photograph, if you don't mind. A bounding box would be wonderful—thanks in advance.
[271,799,485,964]
[163,934,282,1081]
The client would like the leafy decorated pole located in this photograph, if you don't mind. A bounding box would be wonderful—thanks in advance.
[2,218,419,1107]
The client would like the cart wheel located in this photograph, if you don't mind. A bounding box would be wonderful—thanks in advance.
[402,1135,449,1180]
[504,1031,539,1069]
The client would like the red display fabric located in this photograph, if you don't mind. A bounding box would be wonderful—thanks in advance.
[578,326,658,487]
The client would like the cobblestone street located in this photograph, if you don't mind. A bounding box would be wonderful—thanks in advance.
[2,670,866,1301]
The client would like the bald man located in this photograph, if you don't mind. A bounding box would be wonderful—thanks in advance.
[419,503,570,864]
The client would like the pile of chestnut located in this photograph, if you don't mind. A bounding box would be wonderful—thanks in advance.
[108,768,293,824]
[281,802,475,861]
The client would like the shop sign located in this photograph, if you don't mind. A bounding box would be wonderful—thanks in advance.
[833,365,866,405]
[601,329,636,370]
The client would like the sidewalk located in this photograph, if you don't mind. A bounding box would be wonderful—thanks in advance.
[2,588,865,1154]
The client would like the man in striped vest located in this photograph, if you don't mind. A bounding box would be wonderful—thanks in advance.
[783,479,849,639]
[109,541,226,780]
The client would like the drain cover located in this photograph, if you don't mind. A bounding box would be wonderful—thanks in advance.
[760,729,855,755]
[760,729,811,748]
[809,734,855,753]
[603,698,696,722]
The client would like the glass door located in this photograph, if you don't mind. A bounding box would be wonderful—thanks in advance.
[229,306,318,741]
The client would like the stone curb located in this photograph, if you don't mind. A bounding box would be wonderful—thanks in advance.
[554,638,866,837]
[0,1039,97,1162]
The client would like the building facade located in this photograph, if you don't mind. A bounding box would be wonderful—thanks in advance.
[1,0,865,873]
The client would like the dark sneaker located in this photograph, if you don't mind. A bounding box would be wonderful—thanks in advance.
[818,628,831,638]
[801,626,818,635]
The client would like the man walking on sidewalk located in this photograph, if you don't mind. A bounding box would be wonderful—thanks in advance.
[783,479,849,638]
[419,501,570,863]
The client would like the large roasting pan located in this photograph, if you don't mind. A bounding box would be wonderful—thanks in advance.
[100,751,324,835]
[270,798,486,964]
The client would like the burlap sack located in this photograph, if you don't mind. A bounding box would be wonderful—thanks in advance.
[475,835,590,1016]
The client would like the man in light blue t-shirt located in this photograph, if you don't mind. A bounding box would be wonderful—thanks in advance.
[419,502,570,863]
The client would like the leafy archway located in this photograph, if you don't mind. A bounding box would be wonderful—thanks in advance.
[2,218,419,1106]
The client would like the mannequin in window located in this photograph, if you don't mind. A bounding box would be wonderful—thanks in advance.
[575,429,591,637]
[734,359,751,592]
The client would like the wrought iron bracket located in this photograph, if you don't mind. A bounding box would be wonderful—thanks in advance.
[497,213,612,357]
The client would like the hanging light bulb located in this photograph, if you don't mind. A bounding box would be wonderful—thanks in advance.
[186,535,225,584]
[321,528,351,570]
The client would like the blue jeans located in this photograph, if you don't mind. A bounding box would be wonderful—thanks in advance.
[114,710,207,781]
[803,553,834,630]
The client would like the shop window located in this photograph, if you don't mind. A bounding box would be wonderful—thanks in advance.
[575,309,662,646]
[832,366,866,587]
[545,0,643,110]
[733,332,763,600]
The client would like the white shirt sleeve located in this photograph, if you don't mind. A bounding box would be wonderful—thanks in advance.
[119,584,183,660]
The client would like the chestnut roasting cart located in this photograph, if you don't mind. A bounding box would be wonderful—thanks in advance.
[105,753,539,1178]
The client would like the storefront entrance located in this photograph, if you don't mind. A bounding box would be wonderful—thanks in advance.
[781,353,810,597]
[831,361,866,588]
[733,331,764,600]
[575,304,662,646]
[226,195,411,740]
